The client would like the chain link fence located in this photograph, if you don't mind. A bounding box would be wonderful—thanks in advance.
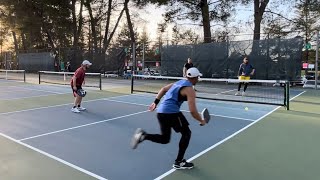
[10,34,304,81]
[160,36,304,80]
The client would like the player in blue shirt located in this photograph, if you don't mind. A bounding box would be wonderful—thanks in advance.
[131,67,207,169]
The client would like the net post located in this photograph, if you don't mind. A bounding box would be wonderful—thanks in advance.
[285,81,290,110]
[5,70,8,80]
[131,73,134,94]
[23,70,26,82]
[38,71,41,84]
[99,73,102,90]
[131,42,136,94]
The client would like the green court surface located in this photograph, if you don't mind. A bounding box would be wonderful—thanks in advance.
[0,135,97,180]
[0,78,319,180]
[0,90,126,113]
[165,89,320,180]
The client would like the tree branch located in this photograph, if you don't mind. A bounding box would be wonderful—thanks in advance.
[105,8,125,50]
[264,10,298,24]
[178,0,198,6]
[258,0,269,17]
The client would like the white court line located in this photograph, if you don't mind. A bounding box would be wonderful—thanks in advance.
[105,99,256,122]
[0,89,29,93]
[0,94,134,116]
[0,85,66,94]
[19,86,67,94]
[0,93,70,101]
[0,132,108,180]
[154,91,306,180]
[19,110,149,141]
[214,89,237,95]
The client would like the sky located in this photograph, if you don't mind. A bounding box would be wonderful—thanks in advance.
[136,1,298,42]
[135,3,253,41]
[135,4,168,41]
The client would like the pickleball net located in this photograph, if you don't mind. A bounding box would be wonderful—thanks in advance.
[38,71,102,90]
[131,74,290,108]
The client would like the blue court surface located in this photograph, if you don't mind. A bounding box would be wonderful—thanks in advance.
[0,81,299,180]
[0,84,304,180]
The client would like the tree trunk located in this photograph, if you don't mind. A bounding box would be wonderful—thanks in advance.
[102,0,113,53]
[200,0,211,43]
[77,0,84,47]
[124,0,135,43]
[253,15,262,40]
[86,0,98,52]
[103,8,125,54]
[44,28,55,49]
[21,33,27,50]
[71,0,77,48]
[252,0,269,55]
[253,0,269,40]
[71,0,84,49]
[12,31,19,52]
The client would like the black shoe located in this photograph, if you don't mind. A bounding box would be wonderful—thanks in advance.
[172,159,194,169]
[131,128,145,149]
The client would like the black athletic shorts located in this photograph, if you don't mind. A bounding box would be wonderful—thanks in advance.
[157,112,189,133]
[71,85,82,97]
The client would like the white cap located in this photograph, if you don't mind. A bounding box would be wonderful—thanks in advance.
[186,67,202,78]
[82,60,92,65]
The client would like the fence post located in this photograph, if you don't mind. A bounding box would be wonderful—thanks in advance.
[23,70,26,82]
[38,71,41,84]
[286,81,290,110]
[315,31,319,90]
[99,73,102,90]
[131,42,136,94]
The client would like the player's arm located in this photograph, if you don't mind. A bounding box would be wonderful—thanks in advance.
[238,64,243,76]
[72,76,77,90]
[182,87,206,125]
[250,65,255,75]
[183,66,187,77]
[149,83,174,111]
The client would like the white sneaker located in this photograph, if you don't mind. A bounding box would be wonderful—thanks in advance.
[77,106,86,111]
[131,128,145,149]
[242,91,246,96]
[71,107,80,113]
[235,91,241,96]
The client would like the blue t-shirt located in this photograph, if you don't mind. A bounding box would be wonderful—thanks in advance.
[238,63,254,76]
[157,80,192,113]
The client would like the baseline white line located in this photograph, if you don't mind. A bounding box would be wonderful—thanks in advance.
[214,89,237,95]
[206,113,255,122]
[154,90,306,180]
[0,89,28,93]
[1,92,71,101]
[291,91,306,101]
[0,85,26,88]
[0,94,134,115]
[19,110,149,141]
[105,99,256,122]
[0,132,108,180]
[0,85,66,94]
[20,87,67,94]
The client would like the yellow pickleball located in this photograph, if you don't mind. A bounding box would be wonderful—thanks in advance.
[245,107,249,111]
